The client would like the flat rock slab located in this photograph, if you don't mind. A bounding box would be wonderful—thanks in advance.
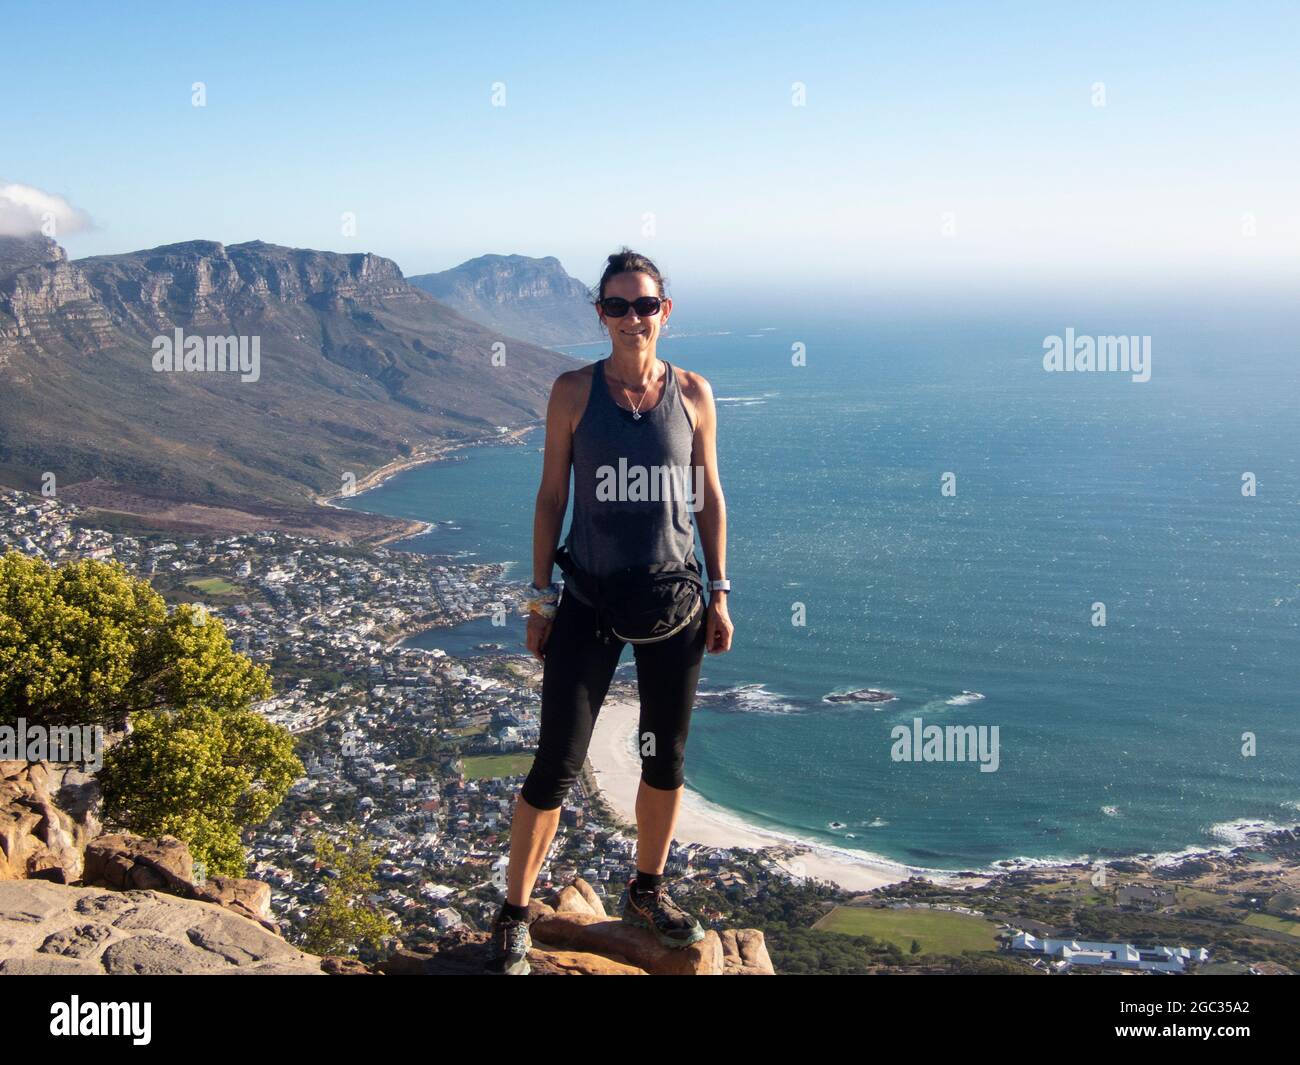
[0,880,325,975]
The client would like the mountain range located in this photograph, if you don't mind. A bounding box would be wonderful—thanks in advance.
[0,236,578,541]
[408,254,604,346]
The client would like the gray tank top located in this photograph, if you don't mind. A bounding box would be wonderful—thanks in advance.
[562,356,698,603]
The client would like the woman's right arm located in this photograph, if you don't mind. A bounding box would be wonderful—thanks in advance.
[532,371,576,586]
[526,371,577,659]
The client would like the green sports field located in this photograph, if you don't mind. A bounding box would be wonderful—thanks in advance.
[812,906,1000,955]
[461,753,534,780]
[1243,913,1300,937]
[185,576,239,595]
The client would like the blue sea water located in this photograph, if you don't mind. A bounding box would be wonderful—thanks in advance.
[340,300,1300,870]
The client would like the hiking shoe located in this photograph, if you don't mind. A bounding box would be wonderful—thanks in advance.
[484,910,532,975]
[618,877,706,949]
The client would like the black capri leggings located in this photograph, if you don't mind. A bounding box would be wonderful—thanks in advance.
[520,588,707,811]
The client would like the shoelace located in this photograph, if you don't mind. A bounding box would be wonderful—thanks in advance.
[498,919,529,954]
[636,885,692,926]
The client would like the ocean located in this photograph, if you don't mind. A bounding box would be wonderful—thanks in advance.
[339,298,1300,872]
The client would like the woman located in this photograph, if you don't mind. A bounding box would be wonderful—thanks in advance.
[485,247,733,974]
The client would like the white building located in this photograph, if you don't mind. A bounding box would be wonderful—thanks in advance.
[1008,931,1209,973]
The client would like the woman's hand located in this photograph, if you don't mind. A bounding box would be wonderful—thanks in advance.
[525,613,554,661]
[705,595,733,654]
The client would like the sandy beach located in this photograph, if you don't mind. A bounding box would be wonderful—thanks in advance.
[587,695,920,893]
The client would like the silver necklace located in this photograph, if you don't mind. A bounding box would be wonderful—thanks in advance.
[624,385,646,420]
[609,361,660,420]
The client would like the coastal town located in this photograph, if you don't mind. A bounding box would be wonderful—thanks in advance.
[4,484,1299,975]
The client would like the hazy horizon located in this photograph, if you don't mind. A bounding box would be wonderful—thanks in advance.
[5,1,1297,296]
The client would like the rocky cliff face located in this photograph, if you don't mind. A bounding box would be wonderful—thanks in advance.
[75,240,417,334]
[408,253,603,346]
[0,235,110,359]
[0,237,577,518]
[0,238,416,353]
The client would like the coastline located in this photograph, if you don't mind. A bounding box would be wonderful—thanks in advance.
[587,695,918,893]
[315,424,540,514]
[585,694,1300,894]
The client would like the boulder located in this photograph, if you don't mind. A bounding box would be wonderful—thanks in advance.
[528,948,645,975]
[192,874,276,932]
[530,910,724,975]
[377,929,646,976]
[552,879,606,917]
[719,927,776,975]
[82,833,194,892]
[571,876,607,917]
[321,955,377,975]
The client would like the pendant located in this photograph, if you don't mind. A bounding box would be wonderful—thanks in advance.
[631,411,641,420]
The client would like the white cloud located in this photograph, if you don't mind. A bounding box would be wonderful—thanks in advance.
[0,183,92,239]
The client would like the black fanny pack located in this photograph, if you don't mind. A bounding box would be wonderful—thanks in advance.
[555,545,704,644]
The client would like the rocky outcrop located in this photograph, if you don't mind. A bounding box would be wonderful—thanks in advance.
[0,761,376,973]
[0,759,102,883]
[1,760,276,933]
[0,879,326,975]
[2,766,774,976]
[381,877,775,976]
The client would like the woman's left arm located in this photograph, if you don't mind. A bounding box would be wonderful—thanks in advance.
[683,370,733,654]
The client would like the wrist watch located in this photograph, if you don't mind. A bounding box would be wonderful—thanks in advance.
[708,579,731,593]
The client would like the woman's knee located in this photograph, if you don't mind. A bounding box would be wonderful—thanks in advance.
[521,755,581,810]
[639,748,685,791]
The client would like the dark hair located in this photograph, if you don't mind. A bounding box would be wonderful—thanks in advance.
[592,246,668,303]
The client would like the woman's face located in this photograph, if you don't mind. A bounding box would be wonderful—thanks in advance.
[597,270,671,355]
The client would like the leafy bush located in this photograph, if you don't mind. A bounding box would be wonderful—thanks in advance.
[1,551,301,876]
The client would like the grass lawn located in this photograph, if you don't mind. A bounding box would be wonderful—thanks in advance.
[813,906,1000,955]
[462,753,533,780]
[1243,913,1300,937]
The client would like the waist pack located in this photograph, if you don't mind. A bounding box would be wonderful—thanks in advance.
[555,545,704,644]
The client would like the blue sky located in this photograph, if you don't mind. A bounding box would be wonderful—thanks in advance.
[4,0,1297,298]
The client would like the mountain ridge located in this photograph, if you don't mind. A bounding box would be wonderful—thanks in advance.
[0,236,578,540]
[408,252,604,346]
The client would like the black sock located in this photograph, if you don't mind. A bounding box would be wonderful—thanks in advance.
[634,870,663,894]
[501,900,529,921]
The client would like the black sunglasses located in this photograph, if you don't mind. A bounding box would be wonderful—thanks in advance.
[598,296,664,318]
